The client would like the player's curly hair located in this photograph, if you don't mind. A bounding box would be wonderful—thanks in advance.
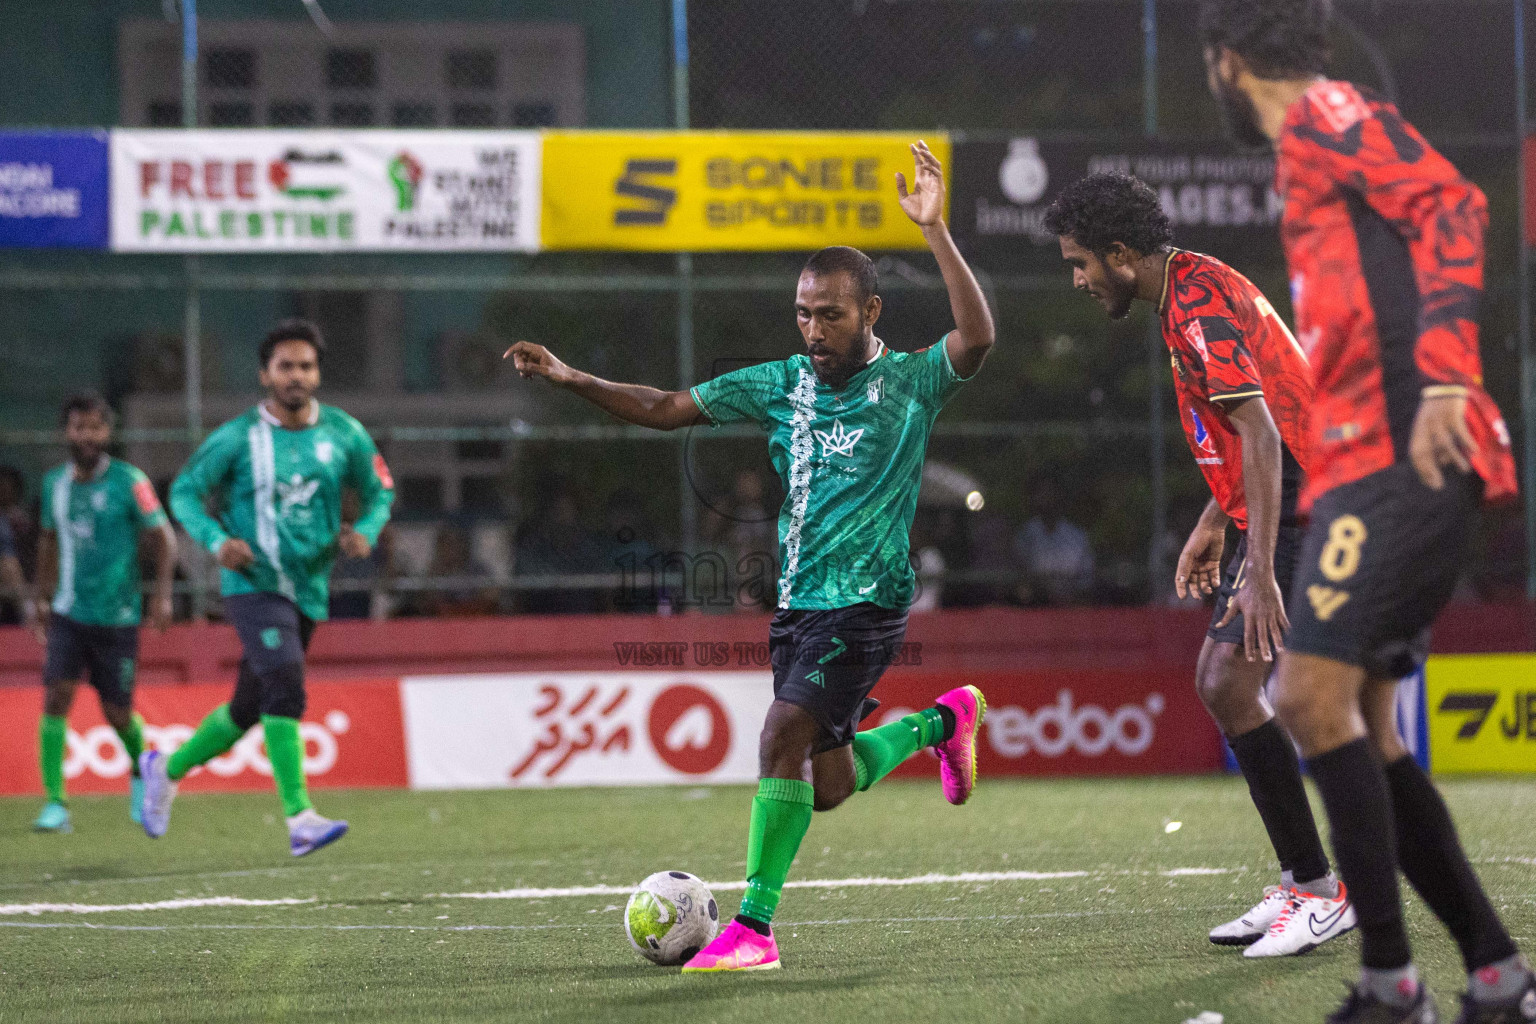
[1199,0,1332,79]
[1042,173,1173,258]
[260,318,327,368]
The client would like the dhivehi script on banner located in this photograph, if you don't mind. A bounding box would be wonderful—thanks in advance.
[110,130,541,252]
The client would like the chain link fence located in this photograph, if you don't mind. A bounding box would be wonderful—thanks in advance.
[0,0,1529,625]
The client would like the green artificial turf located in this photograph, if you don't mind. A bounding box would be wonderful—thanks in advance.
[0,777,1531,1023]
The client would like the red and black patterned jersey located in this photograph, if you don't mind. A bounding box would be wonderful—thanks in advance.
[1160,249,1314,530]
[1277,80,1517,508]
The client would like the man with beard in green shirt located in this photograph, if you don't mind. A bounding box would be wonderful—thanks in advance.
[31,393,176,833]
[507,141,994,971]
[143,319,394,856]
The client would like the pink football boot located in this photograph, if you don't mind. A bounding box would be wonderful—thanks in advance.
[934,685,987,805]
[681,919,781,973]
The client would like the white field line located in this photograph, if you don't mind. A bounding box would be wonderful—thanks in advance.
[0,905,1241,933]
[435,869,1093,901]
[0,896,315,917]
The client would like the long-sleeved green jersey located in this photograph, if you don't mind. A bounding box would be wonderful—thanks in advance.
[170,401,394,621]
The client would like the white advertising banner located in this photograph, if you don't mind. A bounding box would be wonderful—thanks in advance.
[111,130,541,252]
[400,672,774,790]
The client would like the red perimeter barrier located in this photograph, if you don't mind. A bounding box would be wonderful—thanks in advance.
[1,604,1530,688]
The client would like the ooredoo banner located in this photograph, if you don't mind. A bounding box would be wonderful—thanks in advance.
[110,130,541,252]
[400,672,775,789]
[875,669,1223,776]
[540,131,947,252]
[0,680,408,795]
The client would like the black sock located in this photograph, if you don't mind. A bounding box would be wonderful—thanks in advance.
[935,704,957,743]
[1228,719,1331,883]
[734,913,771,936]
[1306,738,1412,969]
[1384,755,1518,972]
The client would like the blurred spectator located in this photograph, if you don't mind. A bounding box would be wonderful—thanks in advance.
[909,509,947,612]
[704,469,778,612]
[1013,481,1095,606]
[970,510,1015,606]
[604,489,660,612]
[410,523,499,617]
[330,492,397,620]
[0,515,27,627]
[514,481,606,613]
[0,465,37,580]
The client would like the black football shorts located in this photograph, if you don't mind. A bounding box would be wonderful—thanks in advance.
[43,614,139,708]
[769,602,909,753]
[1285,464,1480,679]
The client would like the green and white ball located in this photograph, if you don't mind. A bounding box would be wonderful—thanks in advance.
[624,870,719,965]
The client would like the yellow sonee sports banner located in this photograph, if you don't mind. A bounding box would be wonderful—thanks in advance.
[540,131,949,251]
[1426,654,1536,774]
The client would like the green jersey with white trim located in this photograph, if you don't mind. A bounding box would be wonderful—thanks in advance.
[169,401,395,621]
[40,458,169,627]
[690,336,970,611]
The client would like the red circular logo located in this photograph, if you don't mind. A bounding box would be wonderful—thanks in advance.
[648,684,731,775]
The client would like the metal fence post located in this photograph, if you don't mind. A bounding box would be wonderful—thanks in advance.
[674,0,698,561]
[1518,0,1535,600]
[181,0,207,619]
[1143,0,1168,602]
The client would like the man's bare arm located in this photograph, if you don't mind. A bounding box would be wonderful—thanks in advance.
[505,341,704,431]
[896,140,995,379]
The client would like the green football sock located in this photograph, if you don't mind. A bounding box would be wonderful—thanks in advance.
[261,715,313,817]
[851,707,948,791]
[39,714,67,805]
[115,713,145,777]
[166,704,245,781]
[737,777,814,925]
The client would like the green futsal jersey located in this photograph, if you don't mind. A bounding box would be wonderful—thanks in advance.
[690,337,971,611]
[170,401,395,621]
[40,458,169,627]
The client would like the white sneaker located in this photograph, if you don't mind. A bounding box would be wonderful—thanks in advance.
[138,750,177,839]
[1210,884,1292,946]
[1243,882,1356,957]
[287,809,348,857]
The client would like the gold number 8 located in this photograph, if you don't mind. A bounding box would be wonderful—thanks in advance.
[1319,515,1367,582]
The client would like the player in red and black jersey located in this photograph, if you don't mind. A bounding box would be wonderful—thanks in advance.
[1046,172,1355,959]
[1202,2,1532,1021]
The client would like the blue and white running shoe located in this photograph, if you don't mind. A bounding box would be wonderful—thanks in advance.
[288,809,348,857]
[138,750,177,838]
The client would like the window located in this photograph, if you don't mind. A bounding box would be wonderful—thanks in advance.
[208,101,255,127]
[446,49,496,90]
[392,102,437,127]
[326,48,377,90]
[512,102,556,128]
[268,101,315,126]
[329,102,373,127]
[204,47,256,89]
[146,101,182,127]
[450,103,497,127]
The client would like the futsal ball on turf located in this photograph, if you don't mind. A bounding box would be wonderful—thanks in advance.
[624,870,719,965]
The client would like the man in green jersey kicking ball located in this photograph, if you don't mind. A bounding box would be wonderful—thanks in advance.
[31,393,176,833]
[141,319,394,856]
[508,140,994,971]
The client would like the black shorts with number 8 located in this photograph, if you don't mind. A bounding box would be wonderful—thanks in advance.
[1286,463,1481,679]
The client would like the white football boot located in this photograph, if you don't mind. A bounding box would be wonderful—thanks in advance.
[1210,884,1293,946]
[1244,882,1356,957]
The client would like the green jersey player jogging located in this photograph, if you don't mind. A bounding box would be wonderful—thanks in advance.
[508,141,994,972]
[31,393,177,834]
[142,319,395,856]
